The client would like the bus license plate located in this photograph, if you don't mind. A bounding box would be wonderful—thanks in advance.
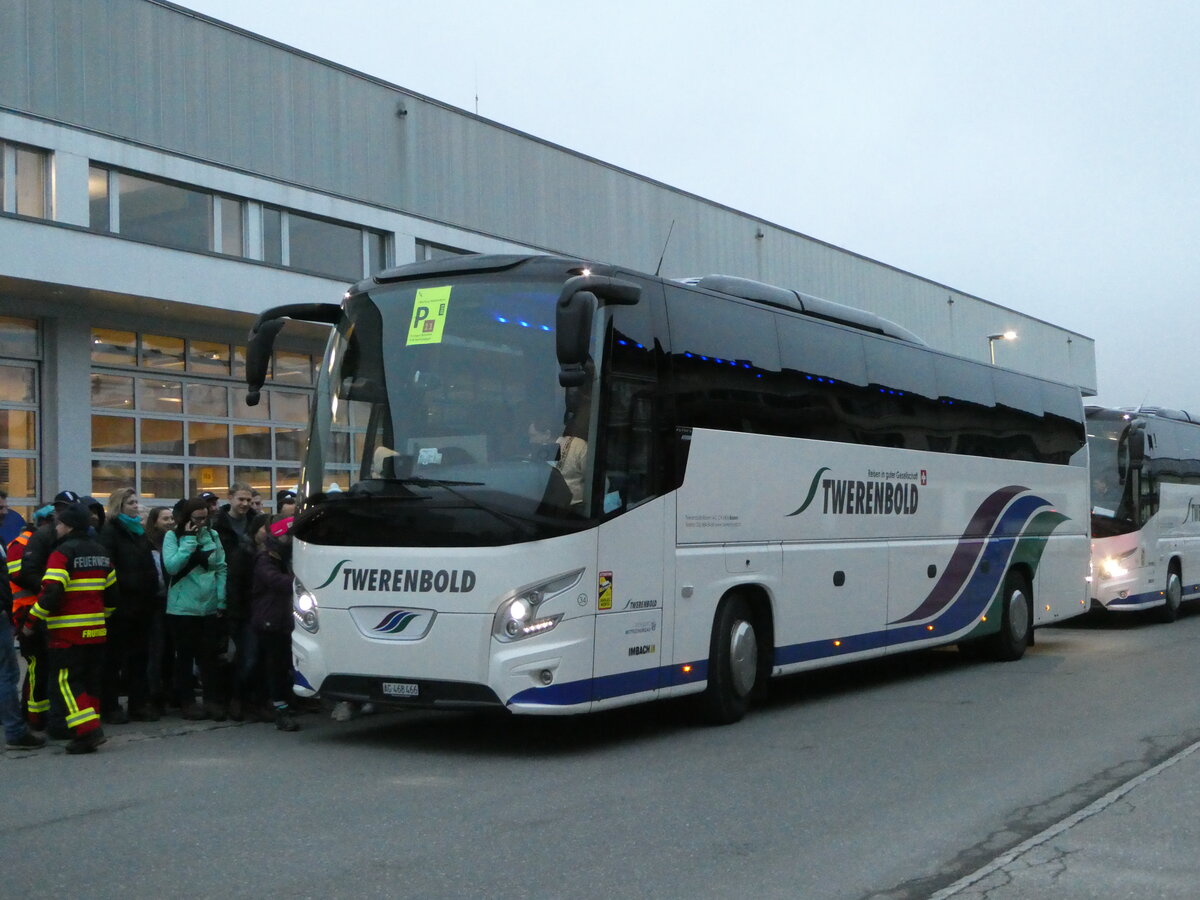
[381,681,419,698]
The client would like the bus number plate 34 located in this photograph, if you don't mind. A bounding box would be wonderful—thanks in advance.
[382,681,419,698]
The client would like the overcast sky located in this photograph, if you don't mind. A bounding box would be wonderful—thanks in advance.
[177,0,1199,412]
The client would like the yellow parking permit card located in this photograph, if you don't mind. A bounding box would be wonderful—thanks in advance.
[407,287,451,345]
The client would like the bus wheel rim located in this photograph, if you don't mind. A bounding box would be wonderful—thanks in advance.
[1008,588,1030,641]
[729,620,758,697]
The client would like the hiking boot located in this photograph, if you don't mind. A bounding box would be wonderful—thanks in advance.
[65,728,107,755]
[102,707,130,725]
[180,704,208,721]
[129,704,161,722]
[203,702,227,722]
[6,730,47,750]
[274,708,300,732]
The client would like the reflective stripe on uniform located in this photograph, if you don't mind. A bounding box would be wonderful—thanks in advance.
[42,568,69,585]
[44,612,107,629]
[26,656,49,713]
[65,578,110,591]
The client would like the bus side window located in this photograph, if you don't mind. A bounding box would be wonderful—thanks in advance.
[602,299,659,515]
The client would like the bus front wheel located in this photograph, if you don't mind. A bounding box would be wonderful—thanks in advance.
[1157,568,1183,624]
[985,570,1032,662]
[698,596,758,725]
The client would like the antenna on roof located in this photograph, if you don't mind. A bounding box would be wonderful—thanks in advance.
[654,219,676,277]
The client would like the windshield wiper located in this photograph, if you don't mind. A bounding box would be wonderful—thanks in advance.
[396,476,484,488]
[396,476,536,535]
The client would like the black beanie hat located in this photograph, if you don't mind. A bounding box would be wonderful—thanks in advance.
[58,501,92,531]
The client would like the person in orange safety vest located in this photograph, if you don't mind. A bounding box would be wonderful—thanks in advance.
[6,504,53,730]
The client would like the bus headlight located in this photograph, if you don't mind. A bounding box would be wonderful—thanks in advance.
[1099,552,1134,580]
[492,569,584,643]
[294,576,319,633]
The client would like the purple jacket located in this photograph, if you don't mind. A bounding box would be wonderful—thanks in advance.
[250,550,294,634]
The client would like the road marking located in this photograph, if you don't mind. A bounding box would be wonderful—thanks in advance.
[930,737,1200,898]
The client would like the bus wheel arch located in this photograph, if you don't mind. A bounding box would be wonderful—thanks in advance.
[984,567,1033,662]
[697,588,772,725]
[1157,559,1183,624]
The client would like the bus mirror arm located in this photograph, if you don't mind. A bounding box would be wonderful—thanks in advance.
[1127,427,1146,470]
[557,291,597,387]
[244,302,341,406]
[555,276,641,387]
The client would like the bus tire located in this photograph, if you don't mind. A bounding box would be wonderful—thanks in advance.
[698,595,758,725]
[985,570,1031,662]
[1157,567,1183,624]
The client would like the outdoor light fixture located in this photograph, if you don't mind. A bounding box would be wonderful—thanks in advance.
[987,330,1017,364]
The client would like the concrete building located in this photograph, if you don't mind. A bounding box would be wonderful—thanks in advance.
[0,0,1095,517]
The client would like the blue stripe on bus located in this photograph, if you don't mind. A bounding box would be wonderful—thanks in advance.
[507,661,709,708]
[1104,585,1200,609]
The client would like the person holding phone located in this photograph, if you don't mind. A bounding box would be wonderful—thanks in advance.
[162,497,227,721]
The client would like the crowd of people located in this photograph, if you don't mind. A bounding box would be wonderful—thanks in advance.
[1,483,303,755]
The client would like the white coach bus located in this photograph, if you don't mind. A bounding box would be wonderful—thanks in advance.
[1087,405,1200,621]
[246,254,1090,723]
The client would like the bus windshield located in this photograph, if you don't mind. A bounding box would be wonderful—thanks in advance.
[298,275,598,546]
[1087,411,1135,535]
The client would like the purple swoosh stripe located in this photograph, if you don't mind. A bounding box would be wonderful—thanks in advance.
[890,485,1027,625]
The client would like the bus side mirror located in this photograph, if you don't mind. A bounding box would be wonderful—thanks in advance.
[246,318,286,406]
[557,290,598,387]
[245,302,341,405]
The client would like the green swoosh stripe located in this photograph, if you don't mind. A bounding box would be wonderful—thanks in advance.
[786,467,831,517]
[314,559,352,590]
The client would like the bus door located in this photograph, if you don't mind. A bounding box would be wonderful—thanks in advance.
[593,499,669,705]
[590,284,666,707]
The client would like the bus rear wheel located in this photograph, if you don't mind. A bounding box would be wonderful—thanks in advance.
[698,596,758,725]
[984,570,1031,662]
[1157,568,1183,624]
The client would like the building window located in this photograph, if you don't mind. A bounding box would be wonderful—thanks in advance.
[0,317,41,518]
[89,326,315,509]
[1,142,50,219]
[416,239,473,261]
[262,207,387,281]
[87,166,248,259]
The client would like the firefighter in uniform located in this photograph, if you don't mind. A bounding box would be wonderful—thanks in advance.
[22,502,116,754]
[7,504,53,730]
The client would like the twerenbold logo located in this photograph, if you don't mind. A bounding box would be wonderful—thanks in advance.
[786,467,831,517]
[315,559,351,590]
[374,610,419,634]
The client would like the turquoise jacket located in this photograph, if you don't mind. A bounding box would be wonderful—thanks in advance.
[163,527,227,616]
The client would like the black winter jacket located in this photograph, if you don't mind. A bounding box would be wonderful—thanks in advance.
[16,522,58,594]
[98,519,160,616]
[212,509,255,619]
[250,550,294,634]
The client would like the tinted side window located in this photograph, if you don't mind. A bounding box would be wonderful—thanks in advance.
[600,293,662,514]
[666,286,782,435]
[776,316,866,443]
